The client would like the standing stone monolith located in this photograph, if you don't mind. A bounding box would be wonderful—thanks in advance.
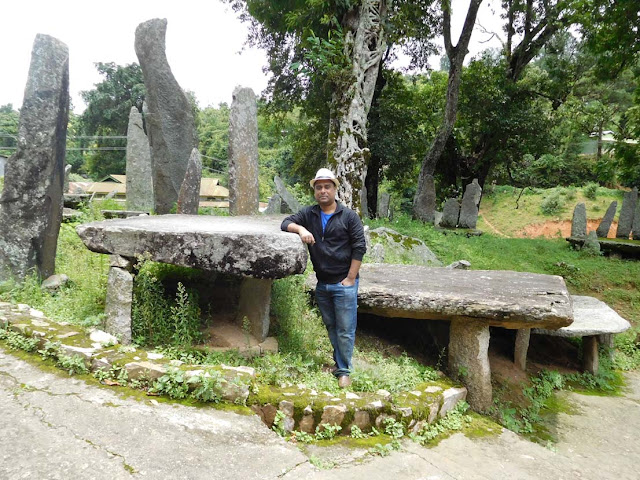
[458,179,482,229]
[415,174,437,223]
[616,188,638,239]
[228,86,258,215]
[596,201,617,238]
[582,230,601,255]
[263,194,282,215]
[570,203,587,238]
[0,34,69,282]
[63,164,72,194]
[125,106,154,212]
[274,176,301,213]
[134,18,198,214]
[378,192,391,219]
[176,148,202,215]
[440,198,460,228]
[632,201,640,241]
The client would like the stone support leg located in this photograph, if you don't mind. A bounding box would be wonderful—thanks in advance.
[448,320,492,412]
[236,277,273,343]
[583,335,599,374]
[104,266,134,344]
[514,328,531,371]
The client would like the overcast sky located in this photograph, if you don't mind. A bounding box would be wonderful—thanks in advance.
[2,0,502,114]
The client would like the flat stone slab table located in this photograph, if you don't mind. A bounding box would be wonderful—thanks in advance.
[307,263,573,411]
[77,215,307,344]
[567,236,640,258]
[532,295,631,374]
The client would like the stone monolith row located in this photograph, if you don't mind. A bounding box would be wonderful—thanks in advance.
[596,201,617,238]
[571,203,587,238]
[274,175,301,213]
[125,106,154,212]
[176,148,202,215]
[616,187,638,239]
[134,18,198,214]
[228,86,259,215]
[440,198,460,228]
[0,34,69,282]
[458,179,482,229]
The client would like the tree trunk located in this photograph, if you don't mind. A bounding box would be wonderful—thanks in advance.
[413,0,483,222]
[596,122,604,161]
[364,56,389,219]
[329,0,388,216]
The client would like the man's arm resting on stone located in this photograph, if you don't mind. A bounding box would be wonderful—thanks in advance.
[341,259,362,286]
[286,223,315,245]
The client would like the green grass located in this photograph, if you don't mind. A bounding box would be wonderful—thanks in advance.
[478,185,623,237]
[0,223,109,327]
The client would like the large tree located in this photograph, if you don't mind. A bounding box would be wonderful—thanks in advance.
[80,62,146,178]
[412,0,483,221]
[229,0,396,214]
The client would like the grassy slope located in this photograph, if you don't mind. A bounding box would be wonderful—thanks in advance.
[477,186,624,237]
[367,187,639,328]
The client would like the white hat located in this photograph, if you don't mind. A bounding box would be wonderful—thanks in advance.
[310,168,340,188]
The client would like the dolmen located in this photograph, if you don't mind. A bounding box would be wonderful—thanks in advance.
[308,263,573,411]
[76,215,307,344]
[532,295,630,374]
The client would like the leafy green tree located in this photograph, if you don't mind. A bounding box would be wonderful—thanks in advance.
[366,70,448,215]
[413,0,483,221]
[228,0,440,214]
[198,104,229,174]
[80,62,145,179]
[0,104,19,158]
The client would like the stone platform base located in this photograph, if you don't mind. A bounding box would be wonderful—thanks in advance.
[0,302,468,436]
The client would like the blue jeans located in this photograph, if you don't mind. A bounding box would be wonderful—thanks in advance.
[315,279,359,377]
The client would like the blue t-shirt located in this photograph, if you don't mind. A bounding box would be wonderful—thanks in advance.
[320,211,334,234]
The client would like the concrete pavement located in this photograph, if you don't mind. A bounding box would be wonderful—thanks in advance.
[2,347,639,479]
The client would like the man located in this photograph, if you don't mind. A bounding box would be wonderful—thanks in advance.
[281,168,366,388]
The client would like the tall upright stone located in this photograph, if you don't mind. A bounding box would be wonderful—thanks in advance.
[63,164,72,194]
[377,192,391,219]
[274,175,301,213]
[263,194,282,215]
[632,201,640,241]
[134,18,198,214]
[0,34,69,282]
[228,86,258,215]
[176,148,202,215]
[570,203,587,238]
[440,198,460,228]
[125,106,154,212]
[615,188,638,239]
[458,179,482,229]
[596,201,617,238]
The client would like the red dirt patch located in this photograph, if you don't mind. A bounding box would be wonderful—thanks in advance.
[516,219,618,239]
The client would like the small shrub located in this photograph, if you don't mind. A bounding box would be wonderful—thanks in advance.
[57,354,89,375]
[291,430,315,443]
[132,260,202,347]
[188,370,224,403]
[272,410,288,437]
[315,423,342,440]
[410,401,472,445]
[583,182,599,200]
[540,192,564,215]
[151,368,190,399]
[383,417,405,440]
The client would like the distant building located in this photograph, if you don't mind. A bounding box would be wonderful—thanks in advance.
[68,174,230,208]
[0,155,7,177]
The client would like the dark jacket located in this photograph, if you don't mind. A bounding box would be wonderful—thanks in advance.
[281,202,366,283]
